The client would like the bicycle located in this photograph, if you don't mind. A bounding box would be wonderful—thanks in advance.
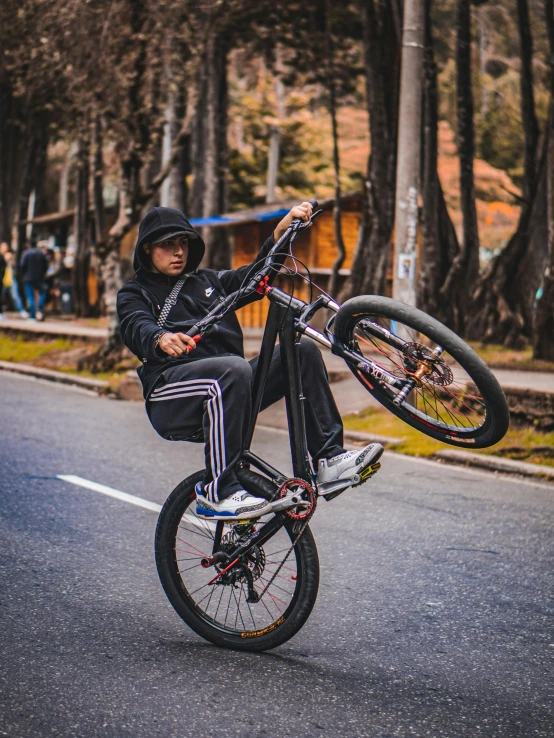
[155,199,510,651]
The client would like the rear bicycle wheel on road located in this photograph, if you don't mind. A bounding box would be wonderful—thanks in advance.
[155,470,319,652]
[334,296,510,449]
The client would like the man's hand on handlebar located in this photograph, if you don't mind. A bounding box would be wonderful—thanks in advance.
[273,201,313,242]
[158,332,197,357]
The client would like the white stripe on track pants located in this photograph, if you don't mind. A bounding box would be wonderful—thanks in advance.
[147,339,344,502]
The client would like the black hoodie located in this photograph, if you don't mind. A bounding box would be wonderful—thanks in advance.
[117,207,279,400]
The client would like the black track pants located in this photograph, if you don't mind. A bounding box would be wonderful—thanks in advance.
[147,339,345,501]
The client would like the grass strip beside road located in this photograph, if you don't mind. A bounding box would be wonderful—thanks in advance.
[0,334,128,382]
[469,342,554,373]
[343,406,554,469]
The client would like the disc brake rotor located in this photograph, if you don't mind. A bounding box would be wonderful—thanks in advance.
[402,342,453,387]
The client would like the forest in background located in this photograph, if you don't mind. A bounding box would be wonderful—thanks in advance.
[1,0,553,366]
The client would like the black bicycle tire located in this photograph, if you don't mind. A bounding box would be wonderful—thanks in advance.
[155,470,320,652]
[334,296,510,449]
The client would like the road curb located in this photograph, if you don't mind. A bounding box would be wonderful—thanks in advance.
[0,360,108,392]
[0,320,106,343]
[343,428,405,447]
[433,449,554,482]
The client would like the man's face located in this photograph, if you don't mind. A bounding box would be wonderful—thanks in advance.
[144,235,189,276]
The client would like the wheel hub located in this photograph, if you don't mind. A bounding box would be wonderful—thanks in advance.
[402,343,453,387]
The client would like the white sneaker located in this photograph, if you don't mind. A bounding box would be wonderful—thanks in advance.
[317,443,384,487]
[195,483,274,520]
[36,311,44,321]
[19,310,29,319]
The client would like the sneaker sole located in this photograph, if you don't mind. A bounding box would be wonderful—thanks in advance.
[195,502,274,521]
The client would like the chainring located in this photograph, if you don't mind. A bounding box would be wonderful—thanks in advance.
[278,478,316,520]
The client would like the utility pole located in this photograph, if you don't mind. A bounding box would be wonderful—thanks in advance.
[392,0,425,306]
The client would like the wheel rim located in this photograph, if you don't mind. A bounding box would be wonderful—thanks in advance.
[352,315,489,437]
[173,499,301,636]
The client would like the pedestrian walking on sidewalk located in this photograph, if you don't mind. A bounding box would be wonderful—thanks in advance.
[0,243,28,317]
[0,245,6,320]
[117,205,382,520]
[19,239,48,320]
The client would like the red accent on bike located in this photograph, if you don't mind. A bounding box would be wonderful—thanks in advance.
[208,557,239,585]
[256,275,271,294]
[358,371,374,390]
[185,334,202,354]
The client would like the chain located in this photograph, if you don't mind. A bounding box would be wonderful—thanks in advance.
[255,495,317,602]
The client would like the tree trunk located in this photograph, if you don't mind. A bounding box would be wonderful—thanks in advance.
[266,70,285,204]
[468,0,542,346]
[418,0,461,325]
[16,126,49,255]
[161,57,187,210]
[0,79,30,245]
[340,0,401,301]
[517,0,540,203]
[72,130,91,318]
[200,33,230,270]
[439,0,480,335]
[323,0,346,301]
[532,0,554,360]
[392,0,425,307]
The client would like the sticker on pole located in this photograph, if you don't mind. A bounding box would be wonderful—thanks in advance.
[398,253,416,280]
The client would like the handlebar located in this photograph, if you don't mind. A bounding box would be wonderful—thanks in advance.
[184,199,321,349]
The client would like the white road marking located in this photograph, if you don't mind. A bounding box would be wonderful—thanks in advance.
[57,475,218,531]
[57,475,162,513]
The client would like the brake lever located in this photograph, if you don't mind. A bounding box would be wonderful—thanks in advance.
[297,208,323,230]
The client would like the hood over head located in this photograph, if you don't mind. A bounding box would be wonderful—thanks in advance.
[134,207,205,274]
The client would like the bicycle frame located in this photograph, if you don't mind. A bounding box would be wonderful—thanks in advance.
[236,283,406,488]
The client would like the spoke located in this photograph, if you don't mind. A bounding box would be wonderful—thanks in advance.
[189,581,213,598]
[233,587,246,630]
[213,586,225,621]
[257,590,276,620]
[175,537,209,558]
[177,522,213,542]
[263,566,296,588]
[178,562,206,574]
[186,512,216,540]
[243,585,258,629]
[223,586,233,628]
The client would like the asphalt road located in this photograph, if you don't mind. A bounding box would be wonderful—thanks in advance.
[1,371,553,738]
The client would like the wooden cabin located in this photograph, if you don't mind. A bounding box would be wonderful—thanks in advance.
[211,193,363,328]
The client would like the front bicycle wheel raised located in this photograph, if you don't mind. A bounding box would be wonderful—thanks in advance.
[334,296,510,448]
[155,470,319,652]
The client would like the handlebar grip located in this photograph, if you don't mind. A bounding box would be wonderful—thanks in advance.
[308,199,318,209]
[184,333,202,354]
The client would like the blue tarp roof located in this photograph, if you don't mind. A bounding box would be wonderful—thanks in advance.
[189,208,290,228]
[189,216,233,227]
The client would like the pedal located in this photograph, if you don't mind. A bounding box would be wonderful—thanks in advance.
[321,462,382,502]
[358,461,381,482]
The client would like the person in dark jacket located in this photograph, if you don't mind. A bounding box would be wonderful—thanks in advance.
[20,239,48,320]
[117,204,382,520]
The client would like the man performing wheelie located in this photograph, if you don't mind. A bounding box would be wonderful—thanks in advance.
[117,202,383,520]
